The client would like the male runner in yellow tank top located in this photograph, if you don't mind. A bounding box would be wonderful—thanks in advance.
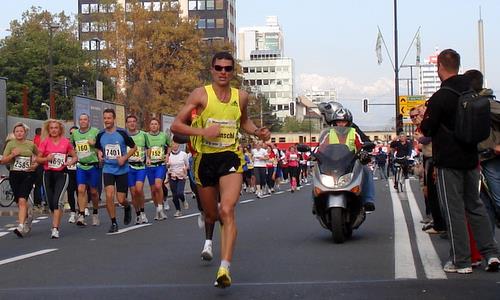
[172,52,270,288]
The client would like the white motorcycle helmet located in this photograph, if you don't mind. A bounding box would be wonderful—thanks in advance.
[318,101,343,126]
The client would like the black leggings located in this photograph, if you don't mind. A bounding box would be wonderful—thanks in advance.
[266,167,275,189]
[43,170,69,212]
[254,167,266,187]
[289,166,300,185]
[66,170,77,212]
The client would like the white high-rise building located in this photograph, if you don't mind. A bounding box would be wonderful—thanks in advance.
[419,52,441,99]
[238,17,294,120]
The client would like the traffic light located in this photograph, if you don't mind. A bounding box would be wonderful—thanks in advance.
[396,114,404,134]
[362,98,369,113]
[289,102,295,116]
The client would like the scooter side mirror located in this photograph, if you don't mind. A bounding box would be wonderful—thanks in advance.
[297,144,311,152]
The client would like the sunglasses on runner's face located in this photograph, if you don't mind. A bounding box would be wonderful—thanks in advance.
[213,65,234,72]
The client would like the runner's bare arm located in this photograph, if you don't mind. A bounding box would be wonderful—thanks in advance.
[67,149,78,166]
[171,87,208,137]
[239,90,271,141]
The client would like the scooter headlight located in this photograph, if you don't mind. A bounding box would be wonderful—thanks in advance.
[319,173,353,188]
[336,173,353,188]
[319,174,335,188]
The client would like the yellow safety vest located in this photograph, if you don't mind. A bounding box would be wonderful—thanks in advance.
[329,127,357,152]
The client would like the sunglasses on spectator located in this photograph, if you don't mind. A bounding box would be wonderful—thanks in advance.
[213,65,234,72]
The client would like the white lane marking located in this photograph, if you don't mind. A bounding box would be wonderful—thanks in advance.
[274,191,285,195]
[389,178,417,279]
[7,228,16,231]
[106,223,152,235]
[258,194,271,199]
[36,216,48,220]
[406,184,447,279]
[0,249,58,266]
[240,199,255,204]
[0,232,9,237]
[31,220,40,224]
[174,213,200,219]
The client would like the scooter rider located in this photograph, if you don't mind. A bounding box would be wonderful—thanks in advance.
[320,107,376,212]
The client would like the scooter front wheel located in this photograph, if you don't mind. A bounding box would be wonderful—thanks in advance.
[330,207,347,243]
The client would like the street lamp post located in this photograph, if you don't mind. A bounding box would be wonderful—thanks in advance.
[48,23,60,119]
[393,0,401,134]
[91,37,102,98]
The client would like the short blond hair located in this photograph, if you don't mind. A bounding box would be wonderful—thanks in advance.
[42,119,65,139]
[12,122,30,133]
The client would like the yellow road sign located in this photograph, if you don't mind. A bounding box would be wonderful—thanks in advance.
[399,95,426,118]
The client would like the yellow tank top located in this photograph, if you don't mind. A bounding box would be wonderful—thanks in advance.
[192,85,241,154]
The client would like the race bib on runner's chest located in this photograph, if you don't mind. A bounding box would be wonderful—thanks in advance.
[129,146,144,162]
[48,153,66,169]
[75,140,91,158]
[150,146,164,161]
[12,156,31,171]
[105,144,122,160]
[203,118,238,148]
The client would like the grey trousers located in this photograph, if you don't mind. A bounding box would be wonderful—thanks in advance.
[436,167,499,268]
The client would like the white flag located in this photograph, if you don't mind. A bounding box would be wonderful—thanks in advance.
[416,30,421,65]
[376,30,383,65]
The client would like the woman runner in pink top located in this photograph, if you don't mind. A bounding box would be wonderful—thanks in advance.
[36,120,77,239]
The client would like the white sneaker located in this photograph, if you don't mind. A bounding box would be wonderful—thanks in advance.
[173,210,182,218]
[165,202,170,211]
[158,210,168,220]
[443,261,472,274]
[76,214,87,226]
[257,191,262,198]
[68,212,76,224]
[92,214,100,226]
[51,228,59,239]
[141,212,149,224]
[13,224,25,238]
[135,215,141,225]
[201,242,213,261]
[84,208,90,216]
[183,201,189,210]
[154,210,160,220]
[198,212,205,229]
[486,257,500,272]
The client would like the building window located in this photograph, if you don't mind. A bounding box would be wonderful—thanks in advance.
[197,19,206,29]
[99,22,108,31]
[144,1,152,10]
[153,2,161,11]
[81,41,90,50]
[90,22,99,32]
[249,80,255,85]
[81,4,90,14]
[256,67,262,73]
[249,68,255,73]
[271,137,276,143]
[279,137,286,143]
[108,3,116,12]
[284,105,289,110]
[197,0,206,10]
[256,80,262,85]
[263,79,269,85]
[126,3,133,12]
[312,137,317,142]
[189,0,197,10]
[206,19,215,28]
[215,0,224,9]
[108,22,116,31]
[216,18,224,28]
[207,0,215,10]
[277,105,283,110]
[90,3,99,13]
[99,4,107,13]
[243,67,248,73]
[81,22,90,33]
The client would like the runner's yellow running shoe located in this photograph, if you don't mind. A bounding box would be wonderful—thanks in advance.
[214,267,231,289]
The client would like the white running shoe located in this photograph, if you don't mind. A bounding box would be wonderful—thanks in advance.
[92,214,100,226]
[154,211,160,220]
[51,228,59,239]
[135,215,141,225]
[158,210,168,220]
[165,202,170,211]
[183,201,189,210]
[141,212,149,224]
[198,212,205,229]
[201,242,213,261]
[13,224,25,238]
[68,212,76,224]
[174,210,182,218]
[76,214,87,226]
[84,208,90,216]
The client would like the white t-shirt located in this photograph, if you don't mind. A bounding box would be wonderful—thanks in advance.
[252,148,268,168]
[168,150,189,179]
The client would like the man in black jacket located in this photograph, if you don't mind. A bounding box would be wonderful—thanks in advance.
[421,49,499,274]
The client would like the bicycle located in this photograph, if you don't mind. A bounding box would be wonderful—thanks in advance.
[393,157,409,193]
[0,175,35,207]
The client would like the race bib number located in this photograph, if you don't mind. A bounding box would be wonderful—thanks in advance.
[150,146,164,161]
[12,156,31,171]
[75,140,91,158]
[203,118,238,148]
[129,146,144,162]
[66,157,76,171]
[48,153,66,169]
[289,154,298,160]
[105,144,122,160]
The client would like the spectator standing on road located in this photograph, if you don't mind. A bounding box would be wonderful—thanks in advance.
[36,119,77,239]
[95,109,135,233]
[421,49,500,273]
[375,148,388,180]
[1,123,38,237]
[171,51,270,288]
[167,142,189,218]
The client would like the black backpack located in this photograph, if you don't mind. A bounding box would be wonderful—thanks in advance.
[441,87,492,144]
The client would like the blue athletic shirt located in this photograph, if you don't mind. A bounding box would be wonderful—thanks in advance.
[96,128,135,175]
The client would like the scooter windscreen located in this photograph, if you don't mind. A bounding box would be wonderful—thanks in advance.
[315,144,356,176]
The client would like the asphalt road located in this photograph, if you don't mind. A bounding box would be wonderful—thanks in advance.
[0,178,499,299]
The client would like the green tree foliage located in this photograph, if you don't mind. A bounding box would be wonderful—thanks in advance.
[0,7,96,120]
[101,0,205,120]
[280,117,320,133]
[246,91,281,132]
